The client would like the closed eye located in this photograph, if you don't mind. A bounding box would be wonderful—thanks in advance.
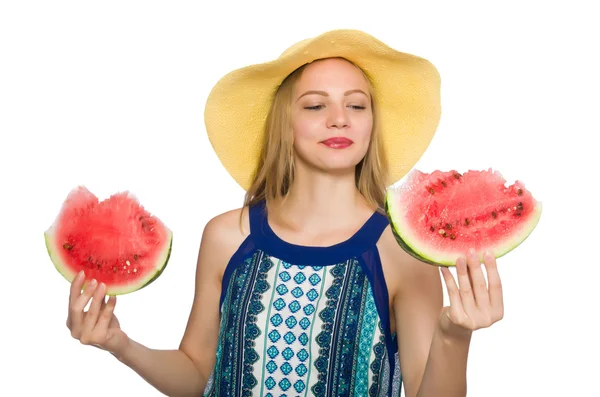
[304,105,366,110]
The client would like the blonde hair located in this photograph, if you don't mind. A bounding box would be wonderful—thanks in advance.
[243,58,389,215]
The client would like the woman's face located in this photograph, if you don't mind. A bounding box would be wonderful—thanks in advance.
[290,58,373,177]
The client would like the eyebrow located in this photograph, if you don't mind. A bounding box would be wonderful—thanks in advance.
[296,89,368,101]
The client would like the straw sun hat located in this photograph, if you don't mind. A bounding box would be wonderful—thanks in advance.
[204,29,441,190]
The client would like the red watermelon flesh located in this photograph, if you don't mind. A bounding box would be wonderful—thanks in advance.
[44,186,173,295]
[385,168,542,266]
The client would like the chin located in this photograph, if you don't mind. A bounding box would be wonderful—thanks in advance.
[316,157,364,174]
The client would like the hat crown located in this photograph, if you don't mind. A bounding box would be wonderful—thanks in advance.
[279,38,311,58]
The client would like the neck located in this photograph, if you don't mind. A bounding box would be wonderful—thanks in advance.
[268,163,374,231]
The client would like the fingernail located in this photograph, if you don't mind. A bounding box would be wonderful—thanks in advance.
[78,270,85,279]
[90,279,97,286]
[468,248,475,255]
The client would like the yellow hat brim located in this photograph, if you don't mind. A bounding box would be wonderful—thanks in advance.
[204,29,442,190]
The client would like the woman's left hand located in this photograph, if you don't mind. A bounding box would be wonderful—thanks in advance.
[439,249,504,339]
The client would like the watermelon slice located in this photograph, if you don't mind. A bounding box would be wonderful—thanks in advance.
[44,186,173,295]
[385,168,542,266]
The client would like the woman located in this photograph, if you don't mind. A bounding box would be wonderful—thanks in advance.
[66,29,504,397]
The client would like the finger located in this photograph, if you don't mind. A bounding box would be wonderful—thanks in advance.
[96,295,117,331]
[455,254,477,313]
[467,249,490,310]
[69,270,86,309]
[67,271,86,330]
[69,278,98,336]
[483,251,504,319]
[440,266,466,320]
[72,278,98,316]
[82,282,107,333]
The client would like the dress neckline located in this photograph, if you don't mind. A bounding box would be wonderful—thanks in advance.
[250,200,389,266]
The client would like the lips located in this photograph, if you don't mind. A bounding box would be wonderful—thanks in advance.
[321,137,354,149]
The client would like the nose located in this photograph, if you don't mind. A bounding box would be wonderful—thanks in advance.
[326,104,350,129]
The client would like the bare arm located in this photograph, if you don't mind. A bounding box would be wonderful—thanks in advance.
[114,341,207,397]
[392,253,470,397]
[380,230,504,397]
[116,214,226,396]
[69,208,248,397]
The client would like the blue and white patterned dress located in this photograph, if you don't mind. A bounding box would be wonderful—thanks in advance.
[203,200,401,396]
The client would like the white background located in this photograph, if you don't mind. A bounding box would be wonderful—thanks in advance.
[1,1,598,396]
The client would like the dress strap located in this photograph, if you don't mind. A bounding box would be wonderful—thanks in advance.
[360,210,390,246]
[248,199,268,236]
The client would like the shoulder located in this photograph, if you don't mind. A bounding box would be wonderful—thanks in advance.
[202,206,250,245]
[376,224,442,300]
[197,206,251,281]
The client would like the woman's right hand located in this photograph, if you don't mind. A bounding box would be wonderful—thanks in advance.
[67,270,130,358]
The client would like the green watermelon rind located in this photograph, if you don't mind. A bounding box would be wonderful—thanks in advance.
[44,227,173,296]
[385,187,543,267]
